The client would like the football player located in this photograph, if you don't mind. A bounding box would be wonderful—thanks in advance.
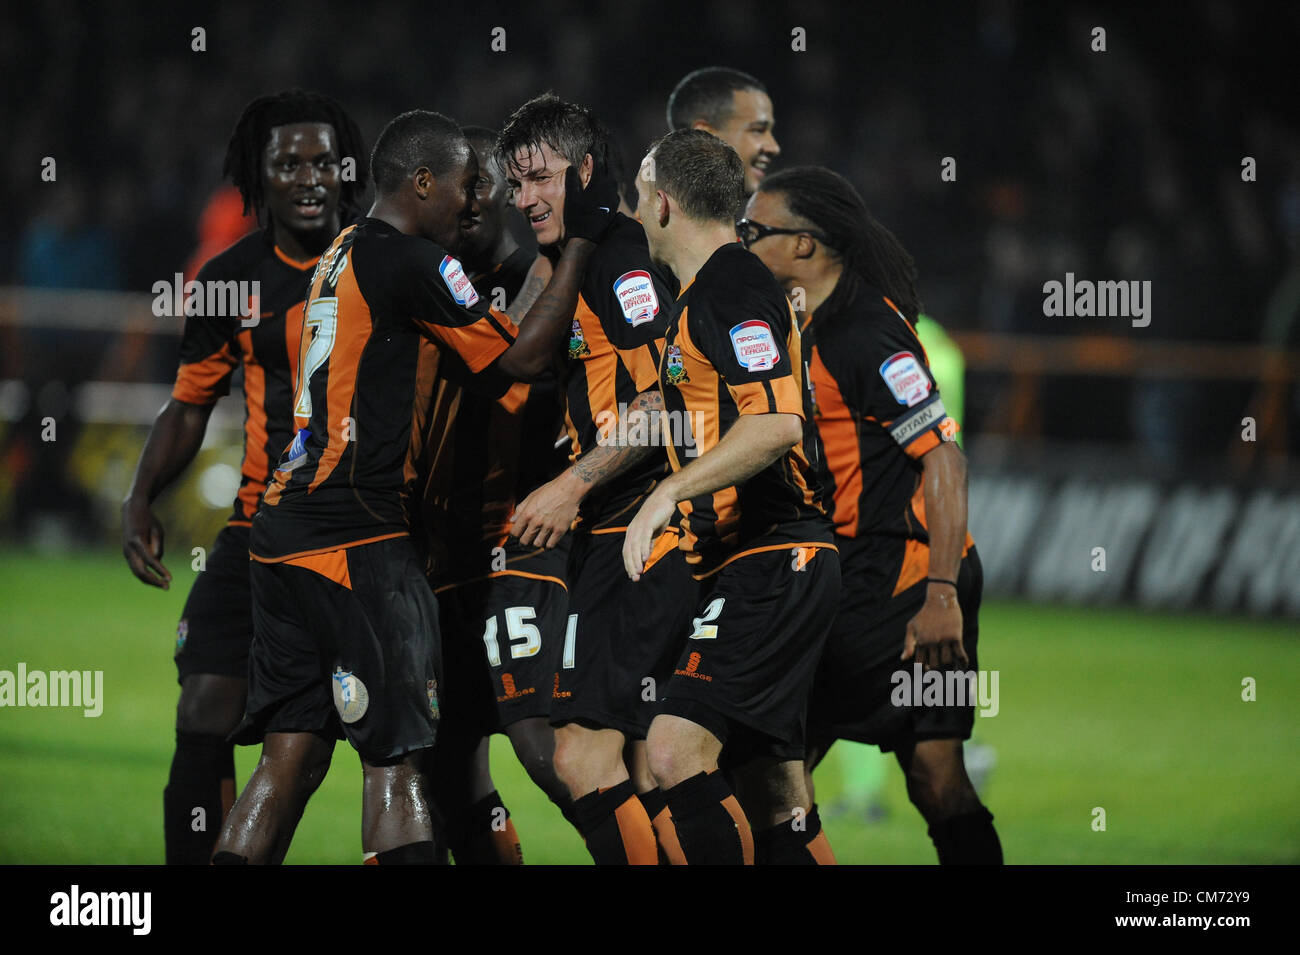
[122,90,365,864]
[742,166,1001,864]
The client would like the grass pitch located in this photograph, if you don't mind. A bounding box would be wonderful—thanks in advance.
[1,548,1296,864]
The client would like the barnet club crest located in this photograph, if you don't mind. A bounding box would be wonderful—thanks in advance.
[569,318,591,359]
[665,344,689,385]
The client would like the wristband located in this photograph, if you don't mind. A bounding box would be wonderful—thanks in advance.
[926,577,958,589]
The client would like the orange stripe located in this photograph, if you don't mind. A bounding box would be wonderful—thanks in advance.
[283,548,353,589]
[691,539,838,580]
[238,331,270,518]
[171,342,238,405]
[309,270,370,492]
[434,569,567,594]
[609,789,659,866]
[651,807,688,866]
[719,793,755,865]
[273,246,321,270]
[810,346,861,535]
[250,531,407,564]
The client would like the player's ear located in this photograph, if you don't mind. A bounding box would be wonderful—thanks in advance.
[413,166,433,200]
[690,119,715,134]
[579,153,594,188]
[794,233,818,260]
[656,190,670,229]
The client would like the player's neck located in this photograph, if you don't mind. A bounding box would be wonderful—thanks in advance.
[666,223,741,289]
[272,217,338,262]
[491,229,519,269]
[797,259,844,316]
[367,197,415,236]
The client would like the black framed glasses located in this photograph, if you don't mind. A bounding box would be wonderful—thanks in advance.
[736,218,828,249]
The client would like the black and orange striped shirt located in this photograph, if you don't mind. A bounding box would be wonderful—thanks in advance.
[561,213,676,528]
[171,230,317,525]
[251,218,519,562]
[660,242,830,576]
[803,272,970,594]
[411,248,568,581]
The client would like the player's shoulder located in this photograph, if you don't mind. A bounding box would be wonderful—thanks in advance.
[194,229,272,282]
[692,242,789,322]
[814,273,921,354]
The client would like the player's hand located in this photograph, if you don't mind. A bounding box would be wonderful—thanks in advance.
[561,152,618,245]
[901,586,966,670]
[510,471,582,549]
[121,496,171,589]
[622,487,675,581]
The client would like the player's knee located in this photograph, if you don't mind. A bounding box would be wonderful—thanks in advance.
[176,674,247,737]
[906,743,979,821]
[645,729,695,790]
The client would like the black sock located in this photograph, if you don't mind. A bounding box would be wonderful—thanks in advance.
[754,805,826,865]
[929,807,1003,864]
[164,730,235,865]
[662,771,752,865]
[444,791,522,865]
[570,779,657,865]
[368,840,441,864]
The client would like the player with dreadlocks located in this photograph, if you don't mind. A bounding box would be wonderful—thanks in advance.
[741,167,1002,864]
[122,89,365,864]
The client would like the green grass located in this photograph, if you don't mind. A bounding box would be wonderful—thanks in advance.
[1,548,1297,864]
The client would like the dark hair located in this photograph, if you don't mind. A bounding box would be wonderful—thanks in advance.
[496,93,608,174]
[370,110,467,194]
[758,166,922,319]
[461,124,502,174]
[222,89,366,217]
[647,129,744,223]
[667,67,767,131]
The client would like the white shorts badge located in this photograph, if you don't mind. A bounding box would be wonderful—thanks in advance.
[729,320,779,371]
[332,667,369,723]
[439,255,479,308]
[614,270,659,325]
[879,351,931,406]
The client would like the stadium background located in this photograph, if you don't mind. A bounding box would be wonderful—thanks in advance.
[1,0,1296,863]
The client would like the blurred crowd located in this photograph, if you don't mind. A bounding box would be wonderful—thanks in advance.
[2,0,1297,459]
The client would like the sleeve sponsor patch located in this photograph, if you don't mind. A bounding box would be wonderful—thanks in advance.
[439,255,479,308]
[614,270,659,325]
[729,320,780,371]
[888,398,946,446]
[879,350,931,406]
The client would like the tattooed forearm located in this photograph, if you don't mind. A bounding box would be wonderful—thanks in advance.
[506,257,550,324]
[571,389,665,488]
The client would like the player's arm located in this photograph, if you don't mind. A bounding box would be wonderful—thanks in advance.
[901,439,969,669]
[622,411,801,580]
[123,263,236,588]
[492,236,596,380]
[504,253,553,324]
[122,398,217,589]
[511,387,663,548]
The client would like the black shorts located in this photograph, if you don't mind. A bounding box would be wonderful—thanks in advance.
[233,537,442,764]
[808,544,983,753]
[174,524,254,683]
[434,537,569,739]
[551,529,701,739]
[658,544,841,764]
